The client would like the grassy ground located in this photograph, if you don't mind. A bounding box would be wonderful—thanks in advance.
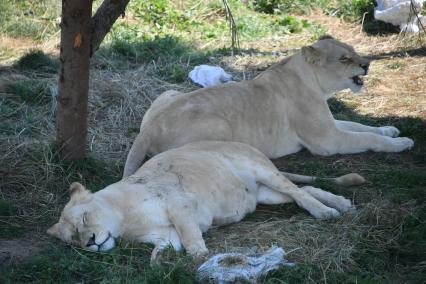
[1,0,425,283]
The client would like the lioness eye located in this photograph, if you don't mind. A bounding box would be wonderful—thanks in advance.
[83,212,88,225]
[339,55,352,63]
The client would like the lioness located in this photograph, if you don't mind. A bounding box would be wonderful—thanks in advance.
[48,141,363,259]
[123,36,413,177]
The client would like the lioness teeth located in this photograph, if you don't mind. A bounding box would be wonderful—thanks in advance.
[352,75,363,85]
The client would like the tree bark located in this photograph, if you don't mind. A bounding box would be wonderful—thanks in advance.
[90,0,130,56]
[56,0,92,160]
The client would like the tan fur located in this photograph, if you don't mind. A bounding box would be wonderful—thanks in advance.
[48,141,357,259]
[123,37,413,177]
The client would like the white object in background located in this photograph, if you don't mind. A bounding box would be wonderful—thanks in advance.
[374,0,426,32]
[188,65,233,87]
[196,246,295,284]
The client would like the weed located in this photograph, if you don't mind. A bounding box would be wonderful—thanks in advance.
[14,50,58,73]
[252,0,331,15]
[5,80,51,105]
[387,62,404,69]
[336,0,375,19]
[159,64,190,83]
[276,15,310,33]
[131,0,193,32]
[65,156,122,192]
[310,23,327,40]
[105,35,196,63]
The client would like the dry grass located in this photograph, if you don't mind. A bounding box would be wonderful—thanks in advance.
[0,10,425,283]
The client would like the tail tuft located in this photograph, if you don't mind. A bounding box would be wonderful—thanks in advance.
[334,173,366,186]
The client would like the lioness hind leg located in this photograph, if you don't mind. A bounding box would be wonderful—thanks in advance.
[255,173,340,219]
[256,185,352,217]
[257,185,294,205]
[301,186,353,213]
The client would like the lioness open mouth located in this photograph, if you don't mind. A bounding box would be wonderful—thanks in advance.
[352,75,364,86]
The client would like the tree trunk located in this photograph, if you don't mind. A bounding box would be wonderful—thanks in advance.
[56,0,92,160]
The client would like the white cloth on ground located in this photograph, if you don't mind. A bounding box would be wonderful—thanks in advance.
[188,65,233,87]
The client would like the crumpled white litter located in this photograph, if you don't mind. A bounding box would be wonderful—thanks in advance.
[188,65,233,87]
[196,246,295,283]
[374,0,426,32]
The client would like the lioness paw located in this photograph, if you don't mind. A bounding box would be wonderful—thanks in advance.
[392,137,414,152]
[186,243,208,256]
[315,207,340,219]
[334,196,352,213]
[379,126,400,137]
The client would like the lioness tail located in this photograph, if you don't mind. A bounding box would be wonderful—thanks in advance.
[123,131,150,178]
[281,172,365,186]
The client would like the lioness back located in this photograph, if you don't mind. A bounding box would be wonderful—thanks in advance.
[142,78,299,159]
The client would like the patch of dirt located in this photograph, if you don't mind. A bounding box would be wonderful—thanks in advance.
[0,238,41,265]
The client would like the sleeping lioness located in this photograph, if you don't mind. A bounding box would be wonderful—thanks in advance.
[48,141,364,259]
[123,36,414,177]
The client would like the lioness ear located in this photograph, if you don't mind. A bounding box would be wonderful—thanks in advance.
[302,46,321,65]
[69,182,91,202]
[318,34,334,41]
[47,223,61,238]
[69,182,89,197]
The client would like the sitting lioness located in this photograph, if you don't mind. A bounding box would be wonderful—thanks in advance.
[123,36,413,177]
[48,141,364,259]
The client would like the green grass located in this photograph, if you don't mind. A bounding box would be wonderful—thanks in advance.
[5,80,51,105]
[107,0,317,53]
[0,0,60,40]
[0,199,27,238]
[0,243,197,283]
[252,0,332,15]
[21,142,122,194]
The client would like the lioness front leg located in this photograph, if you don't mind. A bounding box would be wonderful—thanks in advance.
[335,120,400,137]
[166,198,208,256]
[302,129,413,156]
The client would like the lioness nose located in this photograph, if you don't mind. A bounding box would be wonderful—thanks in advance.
[86,233,96,247]
[360,63,369,74]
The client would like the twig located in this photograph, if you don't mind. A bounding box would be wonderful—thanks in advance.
[222,0,240,54]
[360,12,368,33]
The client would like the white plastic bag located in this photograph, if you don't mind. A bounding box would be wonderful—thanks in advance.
[197,246,295,283]
[374,0,426,32]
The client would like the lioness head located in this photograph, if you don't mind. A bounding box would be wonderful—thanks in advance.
[47,182,120,252]
[301,35,371,94]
